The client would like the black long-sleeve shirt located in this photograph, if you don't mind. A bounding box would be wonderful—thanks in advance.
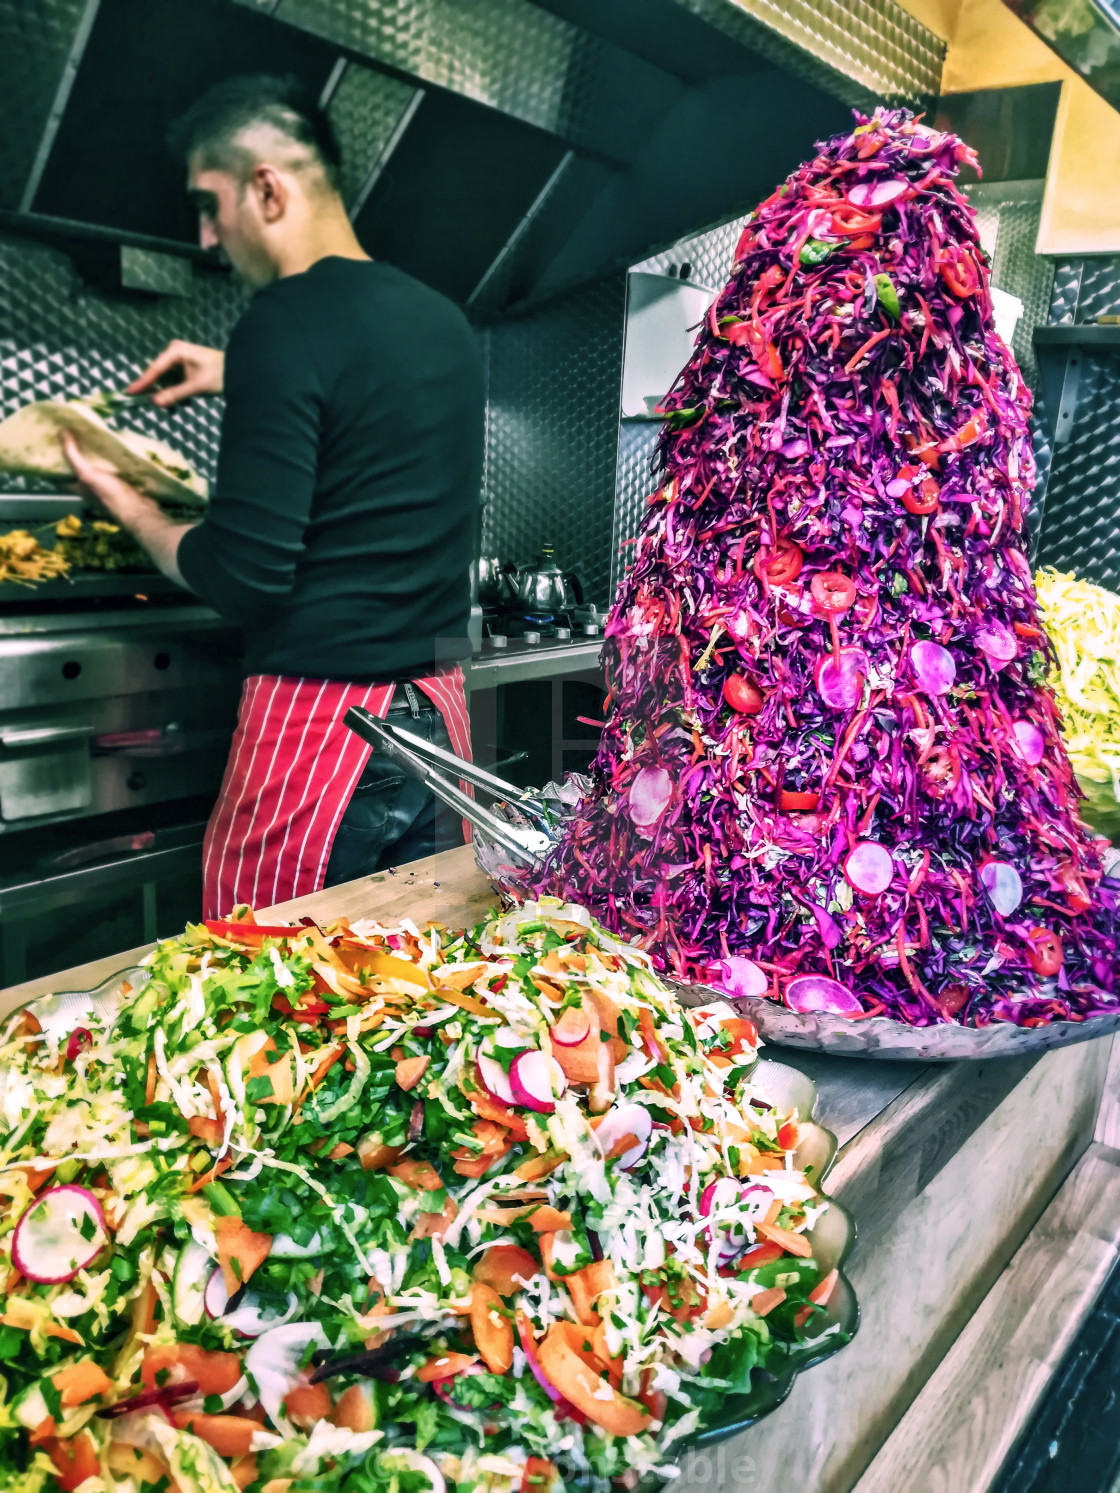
[177,257,484,681]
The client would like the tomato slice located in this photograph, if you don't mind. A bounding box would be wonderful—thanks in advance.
[922,747,960,798]
[937,983,970,1018]
[723,675,765,714]
[810,571,856,614]
[1053,860,1092,915]
[779,789,820,811]
[1025,927,1063,976]
[902,476,940,515]
[939,246,980,298]
[718,1017,759,1054]
[753,537,803,586]
[830,204,882,235]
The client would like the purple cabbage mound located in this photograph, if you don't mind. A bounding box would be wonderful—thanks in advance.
[535,108,1119,1029]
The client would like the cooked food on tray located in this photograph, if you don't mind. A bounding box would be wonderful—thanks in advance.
[530,107,1119,1031]
[0,531,69,588]
[0,398,207,509]
[0,901,849,1493]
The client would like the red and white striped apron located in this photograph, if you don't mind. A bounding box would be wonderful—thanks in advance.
[202,666,471,919]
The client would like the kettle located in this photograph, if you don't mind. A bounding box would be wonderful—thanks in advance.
[510,545,583,615]
[476,555,511,607]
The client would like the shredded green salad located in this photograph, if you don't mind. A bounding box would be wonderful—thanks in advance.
[0,899,846,1493]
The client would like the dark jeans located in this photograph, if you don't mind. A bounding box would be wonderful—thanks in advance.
[323,696,464,887]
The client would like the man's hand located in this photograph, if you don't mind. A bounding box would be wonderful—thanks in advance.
[127,340,225,408]
[61,431,194,588]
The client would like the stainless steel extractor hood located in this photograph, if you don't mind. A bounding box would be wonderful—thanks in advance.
[0,0,945,313]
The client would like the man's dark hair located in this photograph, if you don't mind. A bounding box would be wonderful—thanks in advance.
[167,73,342,192]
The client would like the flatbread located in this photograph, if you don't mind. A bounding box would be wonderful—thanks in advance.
[0,399,208,509]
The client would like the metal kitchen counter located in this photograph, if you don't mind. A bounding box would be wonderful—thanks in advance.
[467,637,603,690]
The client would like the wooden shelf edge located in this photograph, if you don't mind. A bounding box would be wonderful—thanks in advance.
[852,1127,1120,1493]
[1033,325,1120,349]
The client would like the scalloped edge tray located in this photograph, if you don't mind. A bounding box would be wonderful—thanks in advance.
[3,968,856,1449]
[686,1056,858,1444]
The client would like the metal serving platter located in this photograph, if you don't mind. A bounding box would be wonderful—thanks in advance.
[473,822,1120,1062]
[670,979,1120,1062]
[1,961,856,1446]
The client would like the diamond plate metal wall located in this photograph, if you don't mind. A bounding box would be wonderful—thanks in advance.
[1035,253,1120,581]
[0,234,244,488]
[965,180,1053,395]
[664,0,944,107]
[612,417,660,593]
[0,0,88,208]
[631,214,750,294]
[1069,258,1120,324]
[326,60,417,211]
[1048,257,1120,325]
[1036,355,1120,589]
[255,0,675,164]
[480,275,626,604]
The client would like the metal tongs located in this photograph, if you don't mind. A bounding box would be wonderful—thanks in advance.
[343,706,553,869]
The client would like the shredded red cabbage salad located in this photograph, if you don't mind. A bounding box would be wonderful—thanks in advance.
[534,108,1118,1029]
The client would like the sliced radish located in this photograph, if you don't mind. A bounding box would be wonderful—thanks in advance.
[12,1186,107,1284]
[739,1184,775,1222]
[550,1005,592,1047]
[848,178,907,208]
[844,840,894,896]
[65,1028,92,1062]
[204,1266,230,1320]
[700,1177,749,1259]
[911,640,956,695]
[1012,719,1045,766]
[173,1239,215,1327]
[980,860,1023,917]
[477,1051,517,1106]
[975,621,1016,668]
[205,1266,296,1336]
[246,1322,329,1430]
[719,955,768,999]
[815,647,868,710]
[786,975,863,1017]
[594,1103,653,1169]
[509,1050,564,1114]
[629,766,673,827]
[517,1317,565,1406]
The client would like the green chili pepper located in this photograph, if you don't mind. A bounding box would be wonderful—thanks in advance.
[874,273,901,319]
[799,239,834,266]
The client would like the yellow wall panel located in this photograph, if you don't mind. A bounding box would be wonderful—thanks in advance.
[894,0,1120,253]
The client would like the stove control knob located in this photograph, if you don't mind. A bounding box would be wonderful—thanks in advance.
[488,633,508,649]
[523,630,541,645]
[582,623,601,636]
[555,627,571,641]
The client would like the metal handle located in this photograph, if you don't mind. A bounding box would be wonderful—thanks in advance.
[0,724,94,747]
[367,719,552,836]
[343,707,548,868]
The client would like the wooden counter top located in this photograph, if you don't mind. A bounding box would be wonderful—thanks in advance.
[4,844,1119,1491]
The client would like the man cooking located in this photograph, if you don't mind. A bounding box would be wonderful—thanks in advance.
[63,74,484,917]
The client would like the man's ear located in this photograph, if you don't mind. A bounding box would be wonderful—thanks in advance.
[252,164,288,223]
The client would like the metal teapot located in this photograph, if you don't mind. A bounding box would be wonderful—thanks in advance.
[510,545,583,615]
[476,555,512,606]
